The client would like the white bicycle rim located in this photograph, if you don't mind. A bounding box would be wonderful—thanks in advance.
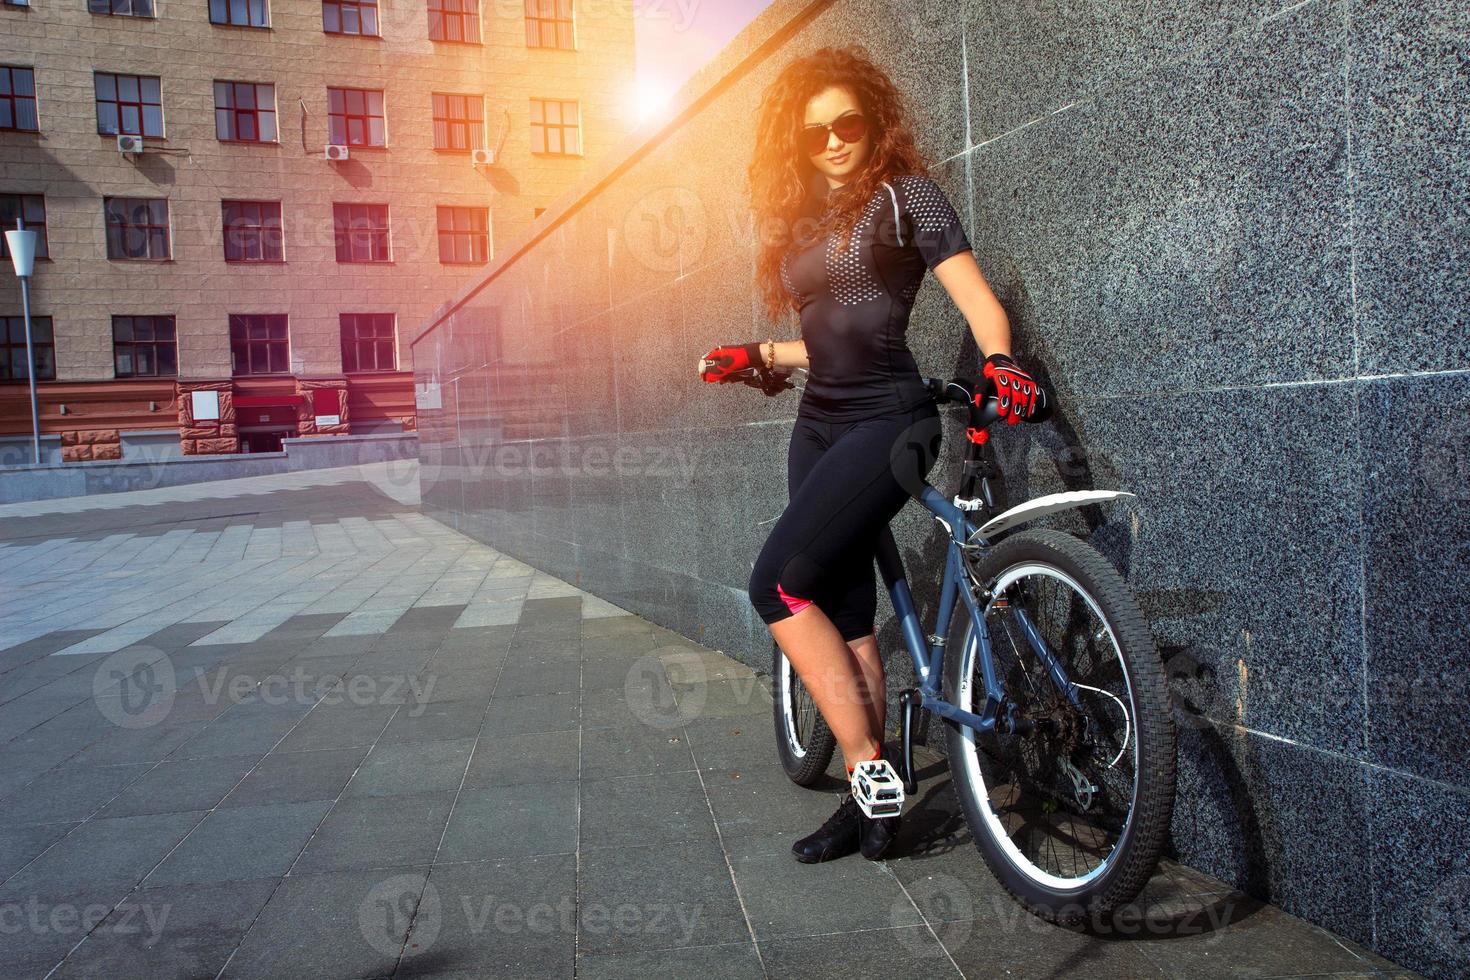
[953,561,1140,892]
[776,651,809,759]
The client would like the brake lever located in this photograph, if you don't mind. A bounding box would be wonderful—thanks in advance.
[741,367,794,396]
[703,363,793,396]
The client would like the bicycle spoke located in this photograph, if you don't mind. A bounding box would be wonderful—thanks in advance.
[959,562,1139,886]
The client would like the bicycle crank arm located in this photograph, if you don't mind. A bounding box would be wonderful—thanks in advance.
[898,688,921,795]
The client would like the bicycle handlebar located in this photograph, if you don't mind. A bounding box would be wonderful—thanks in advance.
[922,376,1004,439]
[709,368,1007,435]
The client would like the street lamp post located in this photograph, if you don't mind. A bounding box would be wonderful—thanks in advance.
[5,218,41,465]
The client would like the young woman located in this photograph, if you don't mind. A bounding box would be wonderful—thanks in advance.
[699,46,1049,863]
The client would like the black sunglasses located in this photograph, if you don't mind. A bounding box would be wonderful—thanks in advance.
[800,112,870,156]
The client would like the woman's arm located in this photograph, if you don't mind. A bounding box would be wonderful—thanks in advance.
[771,339,809,370]
[931,251,1012,359]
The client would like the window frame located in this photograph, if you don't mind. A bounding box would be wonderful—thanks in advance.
[208,0,271,29]
[322,0,380,37]
[339,312,397,374]
[529,97,580,157]
[332,202,391,264]
[0,315,56,383]
[436,205,489,266]
[0,66,41,134]
[326,86,386,147]
[228,313,291,376]
[104,196,172,262]
[89,0,157,17]
[94,71,164,138]
[221,199,285,263]
[214,80,278,143]
[427,0,481,44]
[0,194,48,261]
[430,92,484,153]
[524,0,574,50]
[112,314,178,379]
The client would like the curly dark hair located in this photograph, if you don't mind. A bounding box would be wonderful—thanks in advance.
[747,45,932,326]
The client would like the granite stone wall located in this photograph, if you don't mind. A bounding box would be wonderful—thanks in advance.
[411,2,1470,975]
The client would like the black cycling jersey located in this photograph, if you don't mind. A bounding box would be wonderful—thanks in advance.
[780,173,972,422]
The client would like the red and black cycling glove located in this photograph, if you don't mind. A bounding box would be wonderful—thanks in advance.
[982,352,1051,424]
[699,342,764,383]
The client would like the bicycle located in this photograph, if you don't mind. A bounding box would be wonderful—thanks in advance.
[727,362,1177,926]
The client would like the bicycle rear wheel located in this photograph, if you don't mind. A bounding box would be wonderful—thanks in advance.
[772,640,837,786]
[942,529,1175,925]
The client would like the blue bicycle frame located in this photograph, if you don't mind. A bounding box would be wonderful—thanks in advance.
[878,485,1001,738]
[870,382,1093,752]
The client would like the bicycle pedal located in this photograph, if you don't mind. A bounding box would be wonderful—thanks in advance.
[850,759,905,819]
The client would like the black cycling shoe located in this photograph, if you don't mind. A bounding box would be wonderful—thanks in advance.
[858,807,901,861]
[791,792,863,864]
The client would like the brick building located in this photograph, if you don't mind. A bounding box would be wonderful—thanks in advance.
[0,0,635,462]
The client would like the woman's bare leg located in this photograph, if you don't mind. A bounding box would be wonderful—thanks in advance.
[845,633,886,740]
[769,606,882,772]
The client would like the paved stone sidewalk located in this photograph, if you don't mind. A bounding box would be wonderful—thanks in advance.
[0,466,1416,978]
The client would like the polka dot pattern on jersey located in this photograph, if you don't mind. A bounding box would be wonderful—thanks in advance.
[894,174,964,235]
[780,251,806,305]
[824,192,886,307]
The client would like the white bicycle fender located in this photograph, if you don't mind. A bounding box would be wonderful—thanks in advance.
[975,490,1135,539]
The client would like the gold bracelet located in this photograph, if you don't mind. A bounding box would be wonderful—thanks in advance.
[764,339,776,370]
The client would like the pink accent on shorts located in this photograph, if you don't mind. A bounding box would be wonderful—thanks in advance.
[776,583,813,615]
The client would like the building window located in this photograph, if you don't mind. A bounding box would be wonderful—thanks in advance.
[95,72,163,137]
[1,67,40,133]
[340,313,396,373]
[327,87,385,146]
[229,313,289,375]
[323,0,378,35]
[1,315,55,382]
[112,315,177,378]
[89,0,156,16]
[333,203,390,263]
[222,200,284,262]
[209,0,269,28]
[427,0,479,43]
[0,195,48,260]
[530,97,579,156]
[525,0,572,49]
[437,206,488,265]
[104,197,171,261]
[214,81,277,143]
[431,93,483,152]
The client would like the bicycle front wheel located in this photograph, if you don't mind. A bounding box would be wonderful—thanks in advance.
[942,529,1176,925]
[771,640,837,786]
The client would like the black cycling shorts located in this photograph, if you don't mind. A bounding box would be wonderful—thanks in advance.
[748,403,941,641]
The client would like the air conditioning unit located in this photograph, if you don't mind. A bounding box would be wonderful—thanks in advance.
[471,147,494,166]
[324,144,350,161]
[116,133,144,155]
